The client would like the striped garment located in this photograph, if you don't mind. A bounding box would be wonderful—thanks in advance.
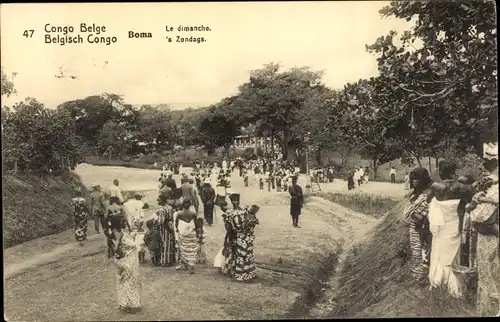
[405,193,431,283]
[177,219,199,267]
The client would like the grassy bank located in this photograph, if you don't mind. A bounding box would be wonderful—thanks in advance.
[314,192,399,218]
[324,198,477,317]
[3,172,88,248]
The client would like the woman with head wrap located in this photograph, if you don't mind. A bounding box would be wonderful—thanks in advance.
[106,197,128,258]
[174,199,199,274]
[220,193,260,282]
[153,193,177,267]
[404,167,433,284]
[72,187,89,246]
[468,143,499,315]
[109,212,142,313]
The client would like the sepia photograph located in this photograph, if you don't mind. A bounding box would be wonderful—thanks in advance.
[1,1,498,320]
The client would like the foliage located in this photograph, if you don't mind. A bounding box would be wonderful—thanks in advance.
[377,0,497,154]
[1,67,16,98]
[197,97,242,156]
[2,98,81,173]
[234,63,326,160]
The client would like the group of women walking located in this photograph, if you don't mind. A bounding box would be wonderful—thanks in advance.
[404,143,499,315]
[70,171,261,315]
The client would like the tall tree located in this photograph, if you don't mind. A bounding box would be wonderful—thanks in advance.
[198,97,242,158]
[378,0,497,155]
[235,63,325,160]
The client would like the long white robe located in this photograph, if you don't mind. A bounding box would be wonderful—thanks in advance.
[428,198,463,298]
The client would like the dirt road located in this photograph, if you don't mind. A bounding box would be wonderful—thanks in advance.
[4,165,381,320]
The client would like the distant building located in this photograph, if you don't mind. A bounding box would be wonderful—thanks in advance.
[233,135,273,149]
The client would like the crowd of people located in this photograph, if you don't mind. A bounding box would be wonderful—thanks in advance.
[404,142,499,315]
[70,158,285,314]
[69,147,498,315]
[347,166,370,190]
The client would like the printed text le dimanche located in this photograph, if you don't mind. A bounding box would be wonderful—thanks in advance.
[44,23,118,46]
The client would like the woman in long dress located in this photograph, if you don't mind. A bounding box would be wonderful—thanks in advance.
[427,160,471,298]
[404,167,433,284]
[467,152,499,315]
[72,187,89,246]
[175,199,199,274]
[109,214,142,313]
[154,194,176,267]
[106,197,127,258]
[221,194,260,282]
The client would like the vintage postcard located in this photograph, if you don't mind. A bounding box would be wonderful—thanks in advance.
[2,1,498,320]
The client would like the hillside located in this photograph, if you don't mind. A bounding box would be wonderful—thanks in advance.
[317,199,488,318]
[3,172,88,248]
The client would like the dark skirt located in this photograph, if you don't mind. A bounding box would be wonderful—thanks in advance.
[290,199,301,217]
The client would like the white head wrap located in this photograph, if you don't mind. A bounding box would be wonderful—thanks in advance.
[484,142,498,160]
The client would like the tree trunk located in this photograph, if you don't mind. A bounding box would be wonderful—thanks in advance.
[428,157,432,175]
[435,157,439,174]
[263,131,268,157]
[108,149,112,162]
[270,130,275,158]
[14,160,18,174]
[224,145,231,160]
[283,127,290,161]
[372,158,378,179]
[415,156,422,166]
[315,148,322,166]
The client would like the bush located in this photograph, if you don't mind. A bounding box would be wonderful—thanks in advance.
[139,154,156,164]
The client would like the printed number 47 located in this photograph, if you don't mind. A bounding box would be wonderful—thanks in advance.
[23,30,34,38]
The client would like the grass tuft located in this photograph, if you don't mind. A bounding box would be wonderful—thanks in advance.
[314,192,399,218]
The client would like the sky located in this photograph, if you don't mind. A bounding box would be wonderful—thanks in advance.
[1,1,413,109]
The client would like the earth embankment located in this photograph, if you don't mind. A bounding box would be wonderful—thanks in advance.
[3,172,87,248]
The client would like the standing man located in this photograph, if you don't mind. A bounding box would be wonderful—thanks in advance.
[200,181,216,226]
[390,167,396,184]
[109,179,124,203]
[89,185,107,234]
[288,176,304,228]
[165,172,177,190]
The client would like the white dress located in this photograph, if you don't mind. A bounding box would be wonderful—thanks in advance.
[428,198,463,298]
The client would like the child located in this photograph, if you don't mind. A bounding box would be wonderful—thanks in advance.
[259,176,264,190]
[276,173,282,192]
[134,219,146,263]
[144,220,161,266]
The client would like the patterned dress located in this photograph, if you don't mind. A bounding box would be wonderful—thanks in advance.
[72,197,89,242]
[114,233,141,311]
[222,207,259,282]
[155,206,176,266]
[404,193,431,283]
[177,219,199,268]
